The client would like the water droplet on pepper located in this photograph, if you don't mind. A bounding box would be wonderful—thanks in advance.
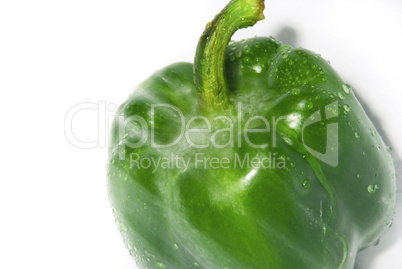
[156,262,166,269]
[367,184,379,193]
[354,131,360,138]
[302,179,310,189]
[342,84,351,94]
[292,88,300,95]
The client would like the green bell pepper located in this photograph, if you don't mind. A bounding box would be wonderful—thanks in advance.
[107,0,396,268]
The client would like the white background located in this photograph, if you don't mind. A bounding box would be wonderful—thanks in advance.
[1,0,401,268]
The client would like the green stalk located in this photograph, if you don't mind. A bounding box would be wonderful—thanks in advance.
[194,0,265,114]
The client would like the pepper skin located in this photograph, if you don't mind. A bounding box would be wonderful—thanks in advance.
[107,0,396,268]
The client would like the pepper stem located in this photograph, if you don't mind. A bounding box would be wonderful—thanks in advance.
[194,0,265,114]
